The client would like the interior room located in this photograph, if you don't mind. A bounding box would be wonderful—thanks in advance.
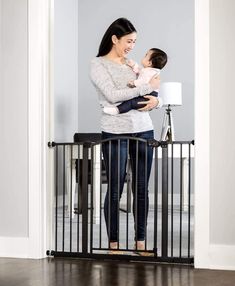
[0,0,235,285]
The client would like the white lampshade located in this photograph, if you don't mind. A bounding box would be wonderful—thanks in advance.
[159,82,182,106]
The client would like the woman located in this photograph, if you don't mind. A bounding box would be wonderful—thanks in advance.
[90,18,161,254]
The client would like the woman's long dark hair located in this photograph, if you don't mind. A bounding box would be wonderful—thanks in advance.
[97,18,136,57]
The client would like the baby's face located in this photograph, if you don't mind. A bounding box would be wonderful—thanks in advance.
[141,50,153,68]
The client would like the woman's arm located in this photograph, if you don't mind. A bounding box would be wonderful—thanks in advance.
[90,59,154,104]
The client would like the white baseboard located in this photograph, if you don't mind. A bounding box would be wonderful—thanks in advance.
[0,237,29,258]
[209,244,235,270]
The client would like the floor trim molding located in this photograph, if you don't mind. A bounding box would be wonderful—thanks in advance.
[209,244,235,270]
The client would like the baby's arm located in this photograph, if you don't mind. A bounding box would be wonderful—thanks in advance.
[134,69,160,87]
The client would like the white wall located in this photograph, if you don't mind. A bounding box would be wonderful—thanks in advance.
[195,0,235,270]
[209,0,235,268]
[0,1,2,148]
[0,0,28,237]
[210,0,235,246]
[55,0,194,141]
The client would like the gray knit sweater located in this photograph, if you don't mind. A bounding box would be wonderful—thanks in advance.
[90,56,155,134]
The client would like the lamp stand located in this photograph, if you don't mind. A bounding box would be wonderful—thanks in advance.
[160,105,175,142]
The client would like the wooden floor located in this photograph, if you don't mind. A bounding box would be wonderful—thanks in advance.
[0,257,235,286]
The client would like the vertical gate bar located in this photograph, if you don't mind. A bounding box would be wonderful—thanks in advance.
[134,140,139,249]
[126,139,130,250]
[153,146,158,255]
[179,143,183,257]
[117,139,120,249]
[108,141,111,248]
[90,145,94,254]
[99,144,102,249]
[144,141,148,250]
[171,143,174,257]
[69,145,73,252]
[162,142,168,257]
[55,146,58,252]
[82,142,89,254]
[76,144,80,252]
[62,146,65,252]
[188,143,191,257]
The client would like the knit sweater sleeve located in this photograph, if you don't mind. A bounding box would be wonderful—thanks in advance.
[90,58,154,104]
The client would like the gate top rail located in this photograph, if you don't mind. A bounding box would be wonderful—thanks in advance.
[48,138,194,148]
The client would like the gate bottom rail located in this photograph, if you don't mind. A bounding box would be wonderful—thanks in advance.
[48,250,194,265]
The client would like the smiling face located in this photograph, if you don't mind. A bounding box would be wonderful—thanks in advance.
[111,32,137,58]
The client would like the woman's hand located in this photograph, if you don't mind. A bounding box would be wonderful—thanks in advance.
[138,95,159,111]
[149,74,160,90]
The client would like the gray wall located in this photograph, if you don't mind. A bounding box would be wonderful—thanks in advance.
[210,0,235,245]
[55,0,194,141]
[54,0,79,142]
[0,0,28,236]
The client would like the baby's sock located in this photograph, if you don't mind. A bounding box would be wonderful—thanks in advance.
[103,106,119,115]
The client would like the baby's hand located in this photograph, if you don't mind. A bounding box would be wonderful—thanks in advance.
[126,59,135,68]
[126,59,139,74]
[127,80,136,88]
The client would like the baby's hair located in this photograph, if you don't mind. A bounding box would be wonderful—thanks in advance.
[149,48,167,69]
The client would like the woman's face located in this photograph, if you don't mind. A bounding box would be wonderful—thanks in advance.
[112,32,137,57]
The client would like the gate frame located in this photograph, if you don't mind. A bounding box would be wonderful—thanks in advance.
[48,138,194,265]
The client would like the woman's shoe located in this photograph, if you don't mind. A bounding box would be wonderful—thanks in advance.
[108,242,124,255]
[134,241,154,257]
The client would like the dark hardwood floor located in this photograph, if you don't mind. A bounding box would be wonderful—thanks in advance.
[0,257,235,286]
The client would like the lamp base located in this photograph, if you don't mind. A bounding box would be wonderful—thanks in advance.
[160,106,175,142]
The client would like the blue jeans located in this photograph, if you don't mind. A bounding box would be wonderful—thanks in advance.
[102,130,154,242]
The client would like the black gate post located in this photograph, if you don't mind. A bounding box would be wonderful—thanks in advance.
[81,142,90,254]
[161,142,168,257]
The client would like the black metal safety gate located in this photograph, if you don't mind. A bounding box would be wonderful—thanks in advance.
[47,134,194,264]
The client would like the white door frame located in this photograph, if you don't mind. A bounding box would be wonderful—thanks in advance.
[28,0,54,258]
[194,0,210,268]
[28,0,211,266]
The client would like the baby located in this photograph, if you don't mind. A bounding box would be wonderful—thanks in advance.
[103,48,168,115]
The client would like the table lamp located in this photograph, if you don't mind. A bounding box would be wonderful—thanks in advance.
[159,82,182,142]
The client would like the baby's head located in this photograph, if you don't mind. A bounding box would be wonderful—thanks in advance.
[141,48,167,69]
